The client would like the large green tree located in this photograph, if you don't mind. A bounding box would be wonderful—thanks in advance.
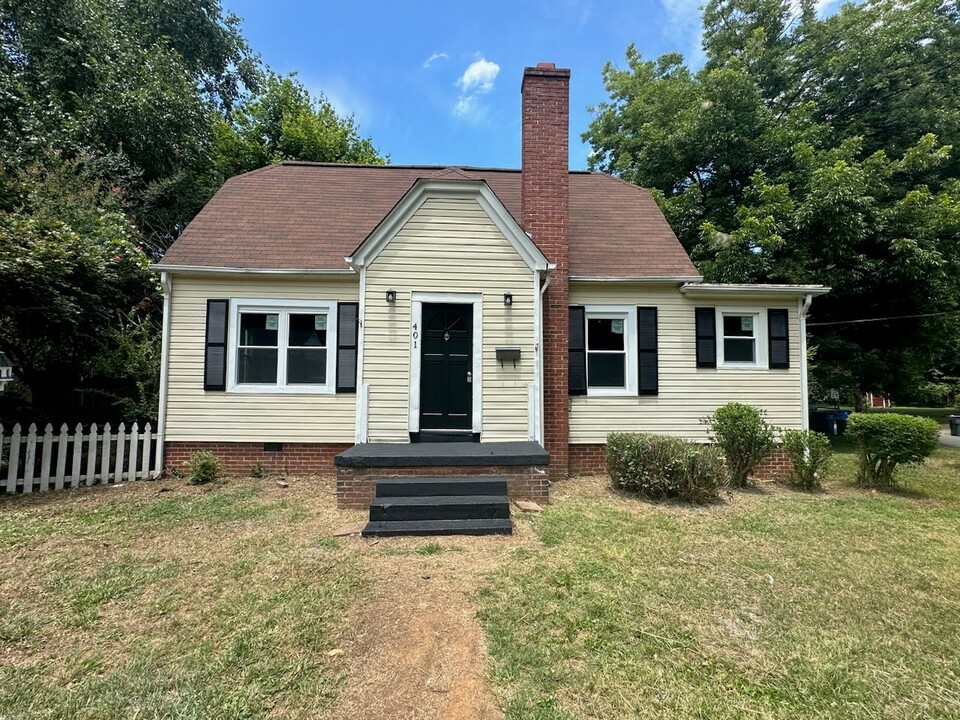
[585,0,960,405]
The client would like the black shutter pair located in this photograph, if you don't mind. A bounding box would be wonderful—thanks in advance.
[203,300,360,392]
[568,306,658,396]
[694,307,790,369]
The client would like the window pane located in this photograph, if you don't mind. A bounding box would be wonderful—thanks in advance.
[237,348,278,383]
[588,352,625,388]
[588,317,625,351]
[723,315,754,338]
[724,338,755,362]
[289,313,327,347]
[239,313,278,346]
[287,348,327,384]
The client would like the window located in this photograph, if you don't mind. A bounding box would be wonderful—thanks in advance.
[228,300,337,393]
[584,307,637,395]
[716,308,767,368]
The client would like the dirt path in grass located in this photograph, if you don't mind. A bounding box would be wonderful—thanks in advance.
[334,524,537,720]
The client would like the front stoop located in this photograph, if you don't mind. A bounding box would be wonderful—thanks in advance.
[334,441,550,508]
[362,477,513,537]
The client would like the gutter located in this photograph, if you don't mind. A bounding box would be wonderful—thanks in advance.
[152,264,356,276]
[799,293,813,431]
[156,272,172,477]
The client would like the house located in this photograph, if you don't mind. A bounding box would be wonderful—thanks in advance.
[154,63,827,508]
[0,353,12,392]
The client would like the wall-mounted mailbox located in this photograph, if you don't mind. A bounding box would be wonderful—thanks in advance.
[496,347,521,368]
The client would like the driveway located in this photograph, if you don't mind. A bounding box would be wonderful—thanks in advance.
[940,428,960,449]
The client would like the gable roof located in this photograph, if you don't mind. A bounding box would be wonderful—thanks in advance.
[157,162,700,279]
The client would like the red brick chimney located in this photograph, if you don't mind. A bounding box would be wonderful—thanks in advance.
[521,62,570,479]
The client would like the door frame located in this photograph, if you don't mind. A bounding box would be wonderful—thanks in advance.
[409,292,483,435]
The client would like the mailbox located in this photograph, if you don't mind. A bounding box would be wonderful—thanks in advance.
[496,347,521,368]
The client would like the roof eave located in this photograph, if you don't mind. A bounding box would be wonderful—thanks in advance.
[679,283,831,297]
[570,274,703,283]
[152,263,356,276]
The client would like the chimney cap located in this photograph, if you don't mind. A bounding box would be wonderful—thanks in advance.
[536,62,556,69]
[522,63,571,90]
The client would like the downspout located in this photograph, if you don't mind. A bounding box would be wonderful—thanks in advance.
[799,293,813,431]
[536,267,554,444]
[156,271,172,477]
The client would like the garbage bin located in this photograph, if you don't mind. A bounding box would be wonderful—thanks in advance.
[809,409,837,436]
[834,410,852,436]
[950,415,960,437]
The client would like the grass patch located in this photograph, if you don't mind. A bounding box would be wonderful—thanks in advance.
[0,477,369,719]
[478,448,960,718]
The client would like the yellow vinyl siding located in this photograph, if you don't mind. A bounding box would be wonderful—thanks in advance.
[569,283,803,443]
[165,275,358,442]
[364,197,536,442]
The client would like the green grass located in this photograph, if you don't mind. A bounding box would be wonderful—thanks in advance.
[0,479,368,720]
[477,447,960,719]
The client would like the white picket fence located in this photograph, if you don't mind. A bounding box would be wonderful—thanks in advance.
[0,422,161,494]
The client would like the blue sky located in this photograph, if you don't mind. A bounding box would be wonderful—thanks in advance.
[223,0,837,170]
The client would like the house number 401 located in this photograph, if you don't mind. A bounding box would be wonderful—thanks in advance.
[411,322,419,349]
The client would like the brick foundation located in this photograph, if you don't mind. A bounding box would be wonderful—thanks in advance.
[568,443,794,481]
[335,464,550,508]
[164,441,351,477]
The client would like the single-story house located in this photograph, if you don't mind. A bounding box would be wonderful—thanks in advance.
[154,63,827,507]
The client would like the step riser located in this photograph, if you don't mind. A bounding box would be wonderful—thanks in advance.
[362,518,513,537]
[364,526,511,537]
[370,502,510,522]
[376,479,507,497]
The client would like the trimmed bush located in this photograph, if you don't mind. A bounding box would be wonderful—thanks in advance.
[605,432,728,504]
[781,429,831,490]
[188,450,223,485]
[704,403,777,487]
[847,412,940,486]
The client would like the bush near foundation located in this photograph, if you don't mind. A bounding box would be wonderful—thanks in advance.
[704,403,777,487]
[847,413,940,487]
[781,429,832,490]
[605,433,728,504]
[188,451,223,485]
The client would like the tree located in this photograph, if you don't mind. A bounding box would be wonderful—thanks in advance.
[585,0,960,404]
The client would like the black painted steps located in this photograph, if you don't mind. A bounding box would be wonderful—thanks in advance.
[362,476,513,537]
[363,518,513,537]
[375,477,507,497]
[370,494,510,522]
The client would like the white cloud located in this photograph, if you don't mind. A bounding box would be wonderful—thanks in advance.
[456,57,500,94]
[452,56,500,121]
[422,51,449,69]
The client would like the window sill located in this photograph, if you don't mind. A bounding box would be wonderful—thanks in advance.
[227,385,336,395]
[586,388,635,397]
[714,363,767,371]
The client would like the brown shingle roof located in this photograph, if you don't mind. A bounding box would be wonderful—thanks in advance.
[158,163,699,279]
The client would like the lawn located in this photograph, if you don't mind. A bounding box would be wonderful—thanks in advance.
[1,446,959,719]
[476,445,960,719]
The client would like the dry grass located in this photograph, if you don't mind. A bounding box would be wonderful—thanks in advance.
[476,447,960,719]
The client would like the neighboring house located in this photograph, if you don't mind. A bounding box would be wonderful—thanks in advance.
[0,354,12,392]
[154,63,827,506]
[865,392,891,409]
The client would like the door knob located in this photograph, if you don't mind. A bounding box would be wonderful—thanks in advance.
[466,371,473,384]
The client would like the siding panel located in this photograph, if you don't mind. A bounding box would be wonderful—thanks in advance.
[165,275,358,443]
[569,283,803,443]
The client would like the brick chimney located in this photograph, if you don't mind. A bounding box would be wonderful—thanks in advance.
[521,62,570,478]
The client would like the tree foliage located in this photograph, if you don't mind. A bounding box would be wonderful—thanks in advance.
[585,0,960,404]
[0,1,386,422]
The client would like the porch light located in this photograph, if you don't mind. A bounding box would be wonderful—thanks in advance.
[385,289,396,303]
[503,292,513,307]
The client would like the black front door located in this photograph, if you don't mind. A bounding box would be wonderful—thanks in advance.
[420,303,473,431]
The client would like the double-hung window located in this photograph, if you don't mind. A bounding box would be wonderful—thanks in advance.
[585,306,637,396]
[716,308,767,368]
[228,300,337,393]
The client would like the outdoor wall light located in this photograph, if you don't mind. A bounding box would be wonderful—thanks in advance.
[385,289,396,303]
[503,292,513,307]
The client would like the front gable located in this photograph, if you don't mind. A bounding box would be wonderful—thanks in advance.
[345,178,552,272]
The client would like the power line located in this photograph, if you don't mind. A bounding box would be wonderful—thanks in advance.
[808,309,960,327]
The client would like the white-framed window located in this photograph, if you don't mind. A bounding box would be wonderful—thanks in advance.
[227,299,338,393]
[716,307,768,368]
[585,305,637,396]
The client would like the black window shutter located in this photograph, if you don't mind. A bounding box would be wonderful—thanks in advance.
[568,306,587,395]
[637,307,658,395]
[768,308,790,369]
[336,302,359,393]
[204,299,229,391]
[695,307,717,368]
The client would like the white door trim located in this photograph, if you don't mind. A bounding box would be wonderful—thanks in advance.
[409,292,483,435]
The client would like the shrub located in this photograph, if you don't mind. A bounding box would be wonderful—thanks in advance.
[250,463,265,479]
[847,412,940,486]
[781,429,832,490]
[704,403,777,487]
[605,432,728,504]
[188,451,223,485]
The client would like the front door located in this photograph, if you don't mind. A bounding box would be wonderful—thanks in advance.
[419,303,473,432]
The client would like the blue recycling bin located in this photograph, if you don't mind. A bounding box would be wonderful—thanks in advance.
[809,409,838,436]
[834,410,852,436]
